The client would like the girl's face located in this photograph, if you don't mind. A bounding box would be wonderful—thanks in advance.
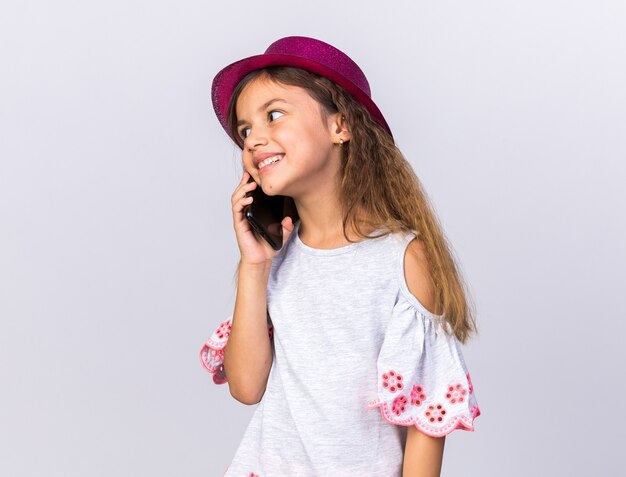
[235,77,343,200]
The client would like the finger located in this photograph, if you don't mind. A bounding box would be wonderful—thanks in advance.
[232,181,256,205]
[232,192,253,213]
[235,173,256,192]
[282,215,293,228]
[280,216,295,242]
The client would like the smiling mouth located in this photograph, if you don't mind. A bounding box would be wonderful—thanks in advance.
[258,154,283,170]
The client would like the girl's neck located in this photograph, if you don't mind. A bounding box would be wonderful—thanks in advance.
[295,203,375,249]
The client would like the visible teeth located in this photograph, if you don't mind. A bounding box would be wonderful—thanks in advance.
[258,155,282,169]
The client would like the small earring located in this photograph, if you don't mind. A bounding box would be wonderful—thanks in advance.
[339,139,344,147]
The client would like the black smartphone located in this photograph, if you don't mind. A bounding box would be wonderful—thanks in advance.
[243,175,298,251]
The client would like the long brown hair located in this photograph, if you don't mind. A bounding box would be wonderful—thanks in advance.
[227,66,477,343]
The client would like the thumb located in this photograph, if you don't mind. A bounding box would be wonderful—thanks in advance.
[281,216,295,243]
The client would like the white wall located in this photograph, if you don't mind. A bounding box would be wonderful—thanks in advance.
[1,1,624,475]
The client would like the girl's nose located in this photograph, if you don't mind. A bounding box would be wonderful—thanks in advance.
[245,126,269,150]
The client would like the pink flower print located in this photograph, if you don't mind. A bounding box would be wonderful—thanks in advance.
[216,320,231,340]
[209,347,224,363]
[445,383,468,404]
[425,403,447,423]
[392,395,408,416]
[466,372,474,394]
[381,370,404,393]
[410,385,427,406]
[248,473,260,477]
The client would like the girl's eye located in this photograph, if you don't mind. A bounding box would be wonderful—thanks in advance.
[239,110,284,140]
[268,110,283,121]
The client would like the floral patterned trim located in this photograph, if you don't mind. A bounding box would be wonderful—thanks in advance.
[368,398,480,437]
[199,317,274,385]
[368,371,481,437]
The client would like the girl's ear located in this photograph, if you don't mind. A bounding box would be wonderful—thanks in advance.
[329,112,352,144]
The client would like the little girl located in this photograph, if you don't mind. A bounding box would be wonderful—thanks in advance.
[200,36,481,477]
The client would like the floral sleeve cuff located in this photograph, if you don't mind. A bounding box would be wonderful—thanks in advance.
[199,315,274,385]
[367,297,481,437]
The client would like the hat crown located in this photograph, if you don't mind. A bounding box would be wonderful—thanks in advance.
[264,36,372,98]
[211,35,392,142]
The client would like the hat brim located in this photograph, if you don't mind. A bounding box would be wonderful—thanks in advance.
[211,53,393,145]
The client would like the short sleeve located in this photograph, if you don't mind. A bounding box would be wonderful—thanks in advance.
[367,295,481,437]
[198,314,274,385]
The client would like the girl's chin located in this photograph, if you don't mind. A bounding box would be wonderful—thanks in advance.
[259,178,286,196]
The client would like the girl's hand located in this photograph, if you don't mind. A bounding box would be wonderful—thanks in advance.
[231,170,295,265]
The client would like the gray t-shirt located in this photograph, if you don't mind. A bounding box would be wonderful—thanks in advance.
[200,219,480,476]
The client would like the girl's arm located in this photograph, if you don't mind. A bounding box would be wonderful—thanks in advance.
[402,238,445,476]
[223,260,273,405]
[403,428,445,477]
[223,172,295,404]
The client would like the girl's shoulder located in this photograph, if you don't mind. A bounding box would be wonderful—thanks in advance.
[368,223,420,257]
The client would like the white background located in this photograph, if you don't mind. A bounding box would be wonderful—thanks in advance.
[1,0,625,475]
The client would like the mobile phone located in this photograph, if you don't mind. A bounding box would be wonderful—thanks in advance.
[243,175,298,251]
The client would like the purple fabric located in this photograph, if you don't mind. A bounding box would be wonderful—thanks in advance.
[211,36,393,144]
